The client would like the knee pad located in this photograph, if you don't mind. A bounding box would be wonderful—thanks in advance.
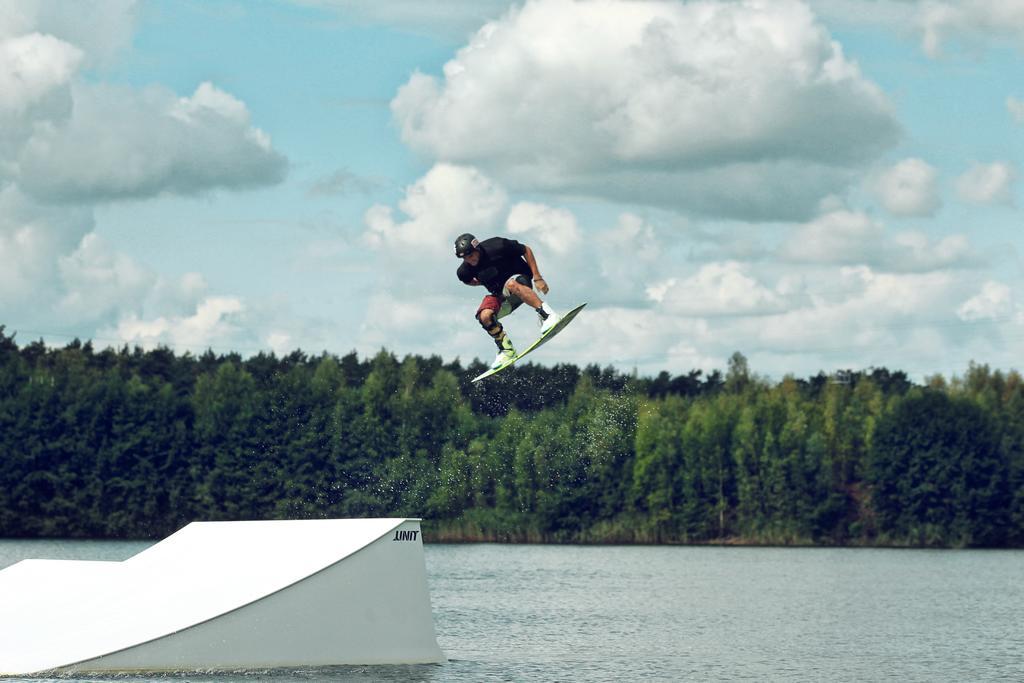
[476,309,500,332]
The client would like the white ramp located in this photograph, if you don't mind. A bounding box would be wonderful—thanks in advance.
[0,518,444,675]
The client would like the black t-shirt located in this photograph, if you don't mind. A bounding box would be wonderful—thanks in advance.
[457,237,531,295]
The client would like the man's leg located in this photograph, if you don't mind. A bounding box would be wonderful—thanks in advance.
[476,296,515,365]
[503,277,542,308]
[504,276,560,331]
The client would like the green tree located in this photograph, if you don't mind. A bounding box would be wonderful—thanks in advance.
[191,361,259,520]
[633,397,686,540]
[869,390,1008,546]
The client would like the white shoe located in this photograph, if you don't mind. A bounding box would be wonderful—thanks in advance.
[539,305,560,334]
[491,348,516,369]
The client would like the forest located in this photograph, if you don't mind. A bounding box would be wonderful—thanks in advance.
[0,326,1021,548]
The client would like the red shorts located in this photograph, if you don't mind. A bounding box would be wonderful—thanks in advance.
[476,288,527,321]
[475,274,530,320]
[477,295,503,318]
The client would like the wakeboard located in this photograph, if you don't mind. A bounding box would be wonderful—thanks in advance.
[471,303,587,383]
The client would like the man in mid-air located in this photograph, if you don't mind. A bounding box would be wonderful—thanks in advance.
[454,233,560,369]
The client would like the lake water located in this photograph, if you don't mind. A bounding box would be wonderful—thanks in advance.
[1,540,1022,681]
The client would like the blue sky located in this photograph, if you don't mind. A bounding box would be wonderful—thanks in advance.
[2,0,1021,380]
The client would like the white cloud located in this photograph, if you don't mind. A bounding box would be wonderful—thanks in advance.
[607,308,714,369]
[780,209,979,272]
[516,302,719,375]
[360,165,522,341]
[18,82,287,202]
[592,213,665,305]
[93,292,370,359]
[355,160,1001,378]
[812,1,920,29]
[919,0,1024,58]
[889,231,976,271]
[957,281,1013,321]
[537,266,991,378]
[47,232,207,329]
[782,209,883,264]
[647,261,787,317]
[0,185,215,335]
[55,233,155,323]
[0,186,92,309]
[353,181,1012,382]
[955,161,1016,205]
[547,263,1020,379]
[873,157,941,217]
[358,168,674,356]
[363,163,507,257]
[0,3,287,353]
[297,0,510,40]
[1008,96,1024,124]
[104,296,246,352]
[815,0,1024,59]
[362,165,674,319]
[0,32,80,164]
[2,5,285,203]
[359,290,484,359]
[0,0,138,67]
[746,267,958,355]
[391,0,899,220]
[265,331,294,356]
[506,201,581,255]
[661,338,722,375]
[308,168,386,197]
[0,32,81,117]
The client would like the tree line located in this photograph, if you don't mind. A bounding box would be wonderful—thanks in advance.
[0,326,1021,547]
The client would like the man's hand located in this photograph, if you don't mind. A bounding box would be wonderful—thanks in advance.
[523,245,549,294]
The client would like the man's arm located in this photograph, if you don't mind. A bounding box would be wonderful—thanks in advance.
[523,245,549,294]
[457,264,483,286]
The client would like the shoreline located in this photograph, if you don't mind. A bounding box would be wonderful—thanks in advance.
[0,533,1019,550]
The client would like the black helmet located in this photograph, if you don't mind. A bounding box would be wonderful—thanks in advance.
[454,233,479,257]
